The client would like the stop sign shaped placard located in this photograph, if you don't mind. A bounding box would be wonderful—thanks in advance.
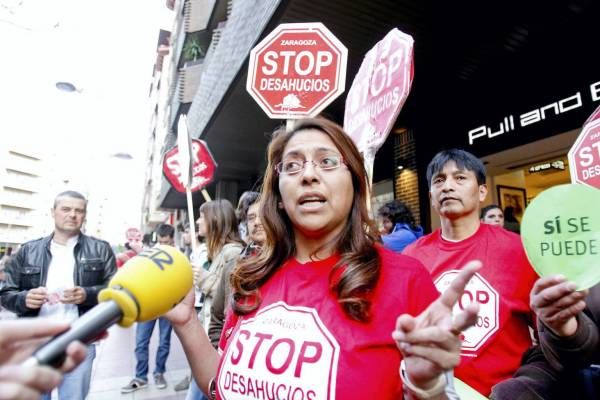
[435,271,499,354]
[344,28,414,154]
[568,118,600,189]
[583,104,600,126]
[247,22,348,119]
[163,139,217,193]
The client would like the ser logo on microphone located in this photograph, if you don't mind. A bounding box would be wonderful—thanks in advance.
[138,248,174,270]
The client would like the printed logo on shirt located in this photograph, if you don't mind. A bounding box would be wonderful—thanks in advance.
[218,301,340,400]
[435,271,499,356]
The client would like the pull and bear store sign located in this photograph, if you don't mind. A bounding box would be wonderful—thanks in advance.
[467,80,600,145]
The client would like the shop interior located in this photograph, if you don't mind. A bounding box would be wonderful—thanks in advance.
[482,128,579,222]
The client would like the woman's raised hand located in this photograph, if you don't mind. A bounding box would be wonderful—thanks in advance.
[393,260,481,389]
[164,288,198,328]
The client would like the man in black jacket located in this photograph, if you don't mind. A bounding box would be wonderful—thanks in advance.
[0,190,116,400]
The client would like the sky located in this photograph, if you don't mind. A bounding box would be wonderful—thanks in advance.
[0,0,173,243]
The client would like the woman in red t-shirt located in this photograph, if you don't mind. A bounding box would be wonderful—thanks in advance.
[167,117,480,400]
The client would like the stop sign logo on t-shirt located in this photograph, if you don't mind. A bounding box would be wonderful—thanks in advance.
[435,271,499,355]
[218,302,340,400]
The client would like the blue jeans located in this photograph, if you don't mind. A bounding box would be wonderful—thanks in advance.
[134,317,172,380]
[41,343,96,400]
[186,378,209,400]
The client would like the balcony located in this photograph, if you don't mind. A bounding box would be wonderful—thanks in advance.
[5,157,42,177]
[0,225,32,245]
[0,189,39,209]
[176,61,204,103]
[0,214,35,227]
[2,175,38,193]
[184,0,216,33]
[0,198,36,210]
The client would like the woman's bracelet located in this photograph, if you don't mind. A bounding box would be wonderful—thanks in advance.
[400,360,447,399]
[207,377,217,400]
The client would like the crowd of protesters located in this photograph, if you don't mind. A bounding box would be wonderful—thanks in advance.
[0,116,597,400]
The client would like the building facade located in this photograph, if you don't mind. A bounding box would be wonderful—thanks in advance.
[146,0,600,231]
[0,147,46,256]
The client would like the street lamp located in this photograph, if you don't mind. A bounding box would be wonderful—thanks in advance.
[55,81,80,93]
[111,152,134,160]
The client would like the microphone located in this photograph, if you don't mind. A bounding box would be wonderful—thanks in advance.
[22,245,193,368]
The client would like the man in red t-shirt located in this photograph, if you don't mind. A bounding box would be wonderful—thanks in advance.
[403,149,538,396]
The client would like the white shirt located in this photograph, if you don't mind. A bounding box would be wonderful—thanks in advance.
[39,236,79,322]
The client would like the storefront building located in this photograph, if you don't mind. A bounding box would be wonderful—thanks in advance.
[154,0,599,231]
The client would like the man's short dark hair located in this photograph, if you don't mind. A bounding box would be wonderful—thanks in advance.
[377,200,417,228]
[236,191,261,223]
[53,190,87,209]
[156,223,175,238]
[426,149,486,188]
[481,204,501,219]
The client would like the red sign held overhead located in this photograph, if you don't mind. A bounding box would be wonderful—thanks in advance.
[344,28,414,154]
[246,22,348,119]
[569,117,600,189]
[163,139,217,193]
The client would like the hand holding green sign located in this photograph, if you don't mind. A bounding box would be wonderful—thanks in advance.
[521,184,600,289]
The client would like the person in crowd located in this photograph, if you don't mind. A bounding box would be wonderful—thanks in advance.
[503,206,520,233]
[175,222,210,393]
[0,190,117,400]
[166,118,480,400]
[121,223,176,393]
[185,200,244,400]
[236,191,259,242]
[180,224,193,258]
[532,278,599,378]
[0,255,10,271]
[377,199,423,252]
[491,278,600,399]
[0,319,87,399]
[208,191,263,349]
[194,200,245,326]
[403,149,538,397]
[480,204,504,226]
[0,255,9,285]
[0,255,15,320]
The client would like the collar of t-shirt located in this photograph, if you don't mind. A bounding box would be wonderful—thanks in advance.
[39,236,79,321]
[438,223,486,250]
[280,253,342,283]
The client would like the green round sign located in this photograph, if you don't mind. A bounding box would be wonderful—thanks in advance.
[521,184,600,289]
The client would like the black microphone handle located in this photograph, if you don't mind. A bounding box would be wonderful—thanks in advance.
[24,300,123,368]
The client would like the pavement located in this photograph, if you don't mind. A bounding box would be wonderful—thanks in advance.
[54,323,191,400]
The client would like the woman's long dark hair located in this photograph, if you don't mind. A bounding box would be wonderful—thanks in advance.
[199,199,244,260]
[231,118,381,322]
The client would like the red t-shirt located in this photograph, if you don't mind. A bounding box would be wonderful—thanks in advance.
[216,246,439,400]
[403,223,537,396]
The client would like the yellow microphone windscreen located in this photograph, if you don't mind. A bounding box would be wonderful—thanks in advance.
[100,245,193,325]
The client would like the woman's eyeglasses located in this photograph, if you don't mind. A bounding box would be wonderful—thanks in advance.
[275,154,345,175]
